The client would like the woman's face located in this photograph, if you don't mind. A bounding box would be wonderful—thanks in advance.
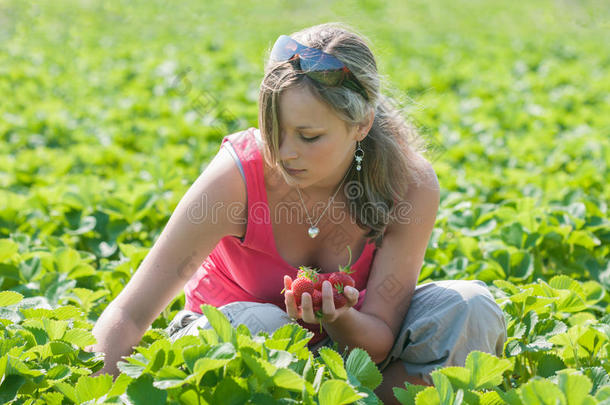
[277,85,362,196]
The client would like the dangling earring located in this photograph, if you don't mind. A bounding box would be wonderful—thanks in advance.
[355,138,364,171]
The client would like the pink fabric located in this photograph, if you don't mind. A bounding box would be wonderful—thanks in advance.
[184,127,378,345]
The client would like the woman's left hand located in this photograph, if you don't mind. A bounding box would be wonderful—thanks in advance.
[283,275,360,325]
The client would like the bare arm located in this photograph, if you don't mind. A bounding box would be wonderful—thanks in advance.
[324,158,440,363]
[87,145,247,377]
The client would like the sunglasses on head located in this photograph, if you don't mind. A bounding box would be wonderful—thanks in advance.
[269,35,369,101]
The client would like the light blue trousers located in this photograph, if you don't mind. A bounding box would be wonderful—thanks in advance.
[165,280,507,384]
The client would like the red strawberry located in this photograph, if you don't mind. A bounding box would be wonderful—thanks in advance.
[312,289,323,311]
[313,272,330,291]
[329,272,355,289]
[290,277,314,306]
[329,245,356,289]
[332,284,348,309]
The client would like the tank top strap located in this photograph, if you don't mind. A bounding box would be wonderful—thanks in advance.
[220,127,271,252]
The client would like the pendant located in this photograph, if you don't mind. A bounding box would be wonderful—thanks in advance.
[308,226,320,238]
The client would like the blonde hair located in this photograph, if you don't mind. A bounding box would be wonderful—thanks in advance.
[258,22,431,248]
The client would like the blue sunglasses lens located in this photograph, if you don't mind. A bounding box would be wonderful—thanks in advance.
[270,35,301,61]
[271,35,342,72]
[269,35,368,100]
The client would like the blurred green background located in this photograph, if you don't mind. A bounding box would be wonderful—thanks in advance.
[0,0,608,310]
[1,2,610,401]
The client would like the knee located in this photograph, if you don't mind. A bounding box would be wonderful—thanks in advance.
[221,301,294,336]
[451,280,507,360]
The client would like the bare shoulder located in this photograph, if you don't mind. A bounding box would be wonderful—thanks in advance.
[386,153,440,234]
[195,144,248,238]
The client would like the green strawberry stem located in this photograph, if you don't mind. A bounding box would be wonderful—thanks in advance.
[337,245,355,274]
[315,310,324,333]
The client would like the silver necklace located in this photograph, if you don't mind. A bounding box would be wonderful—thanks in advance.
[295,164,352,238]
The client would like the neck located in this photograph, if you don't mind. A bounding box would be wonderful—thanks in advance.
[299,168,352,204]
[299,156,354,199]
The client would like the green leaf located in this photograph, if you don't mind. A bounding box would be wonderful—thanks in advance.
[509,250,534,281]
[493,279,520,295]
[108,372,132,398]
[467,351,512,390]
[318,347,347,380]
[200,304,236,344]
[496,388,524,405]
[431,370,455,405]
[75,374,114,403]
[557,369,594,405]
[0,375,26,403]
[393,383,427,405]
[192,357,230,384]
[0,239,19,262]
[415,386,441,405]
[318,379,367,405]
[537,354,566,378]
[181,344,208,374]
[62,328,97,347]
[273,367,312,393]
[519,378,566,405]
[212,376,249,405]
[54,381,78,403]
[567,230,600,249]
[582,367,610,395]
[46,364,71,382]
[117,354,147,379]
[596,386,610,402]
[549,275,580,291]
[241,347,276,383]
[153,365,189,389]
[500,222,526,248]
[43,318,69,340]
[0,263,20,281]
[266,347,294,368]
[43,341,74,357]
[479,390,505,405]
[580,281,605,306]
[345,348,383,390]
[440,367,471,390]
[40,392,64,405]
[54,247,81,273]
[126,374,167,405]
[0,291,23,307]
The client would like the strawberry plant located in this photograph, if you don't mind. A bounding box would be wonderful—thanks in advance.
[1,0,609,403]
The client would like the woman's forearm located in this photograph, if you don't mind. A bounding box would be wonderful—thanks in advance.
[321,307,394,364]
[87,304,149,378]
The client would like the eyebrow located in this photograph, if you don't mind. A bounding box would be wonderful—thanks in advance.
[296,125,325,131]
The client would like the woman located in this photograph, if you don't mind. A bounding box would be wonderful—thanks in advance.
[87,22,506,403]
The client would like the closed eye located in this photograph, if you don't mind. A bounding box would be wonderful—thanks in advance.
[301,134,320,142]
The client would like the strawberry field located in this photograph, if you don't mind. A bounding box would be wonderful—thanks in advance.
[1,0,609,403]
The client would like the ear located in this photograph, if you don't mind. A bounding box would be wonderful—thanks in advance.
[356,109,375,141]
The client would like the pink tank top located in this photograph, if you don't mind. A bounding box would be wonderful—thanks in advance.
[184,127,378,346]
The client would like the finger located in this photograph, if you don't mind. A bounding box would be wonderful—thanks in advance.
[346,286,359,306]
[301,292,315,323]
[322,281,335,315]
[284,275,292,290]
[285,291,299,319]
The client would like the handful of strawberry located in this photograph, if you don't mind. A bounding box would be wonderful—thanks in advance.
[282,246,357,333]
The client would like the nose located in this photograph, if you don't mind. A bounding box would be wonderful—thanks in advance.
[279,133,298,161]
